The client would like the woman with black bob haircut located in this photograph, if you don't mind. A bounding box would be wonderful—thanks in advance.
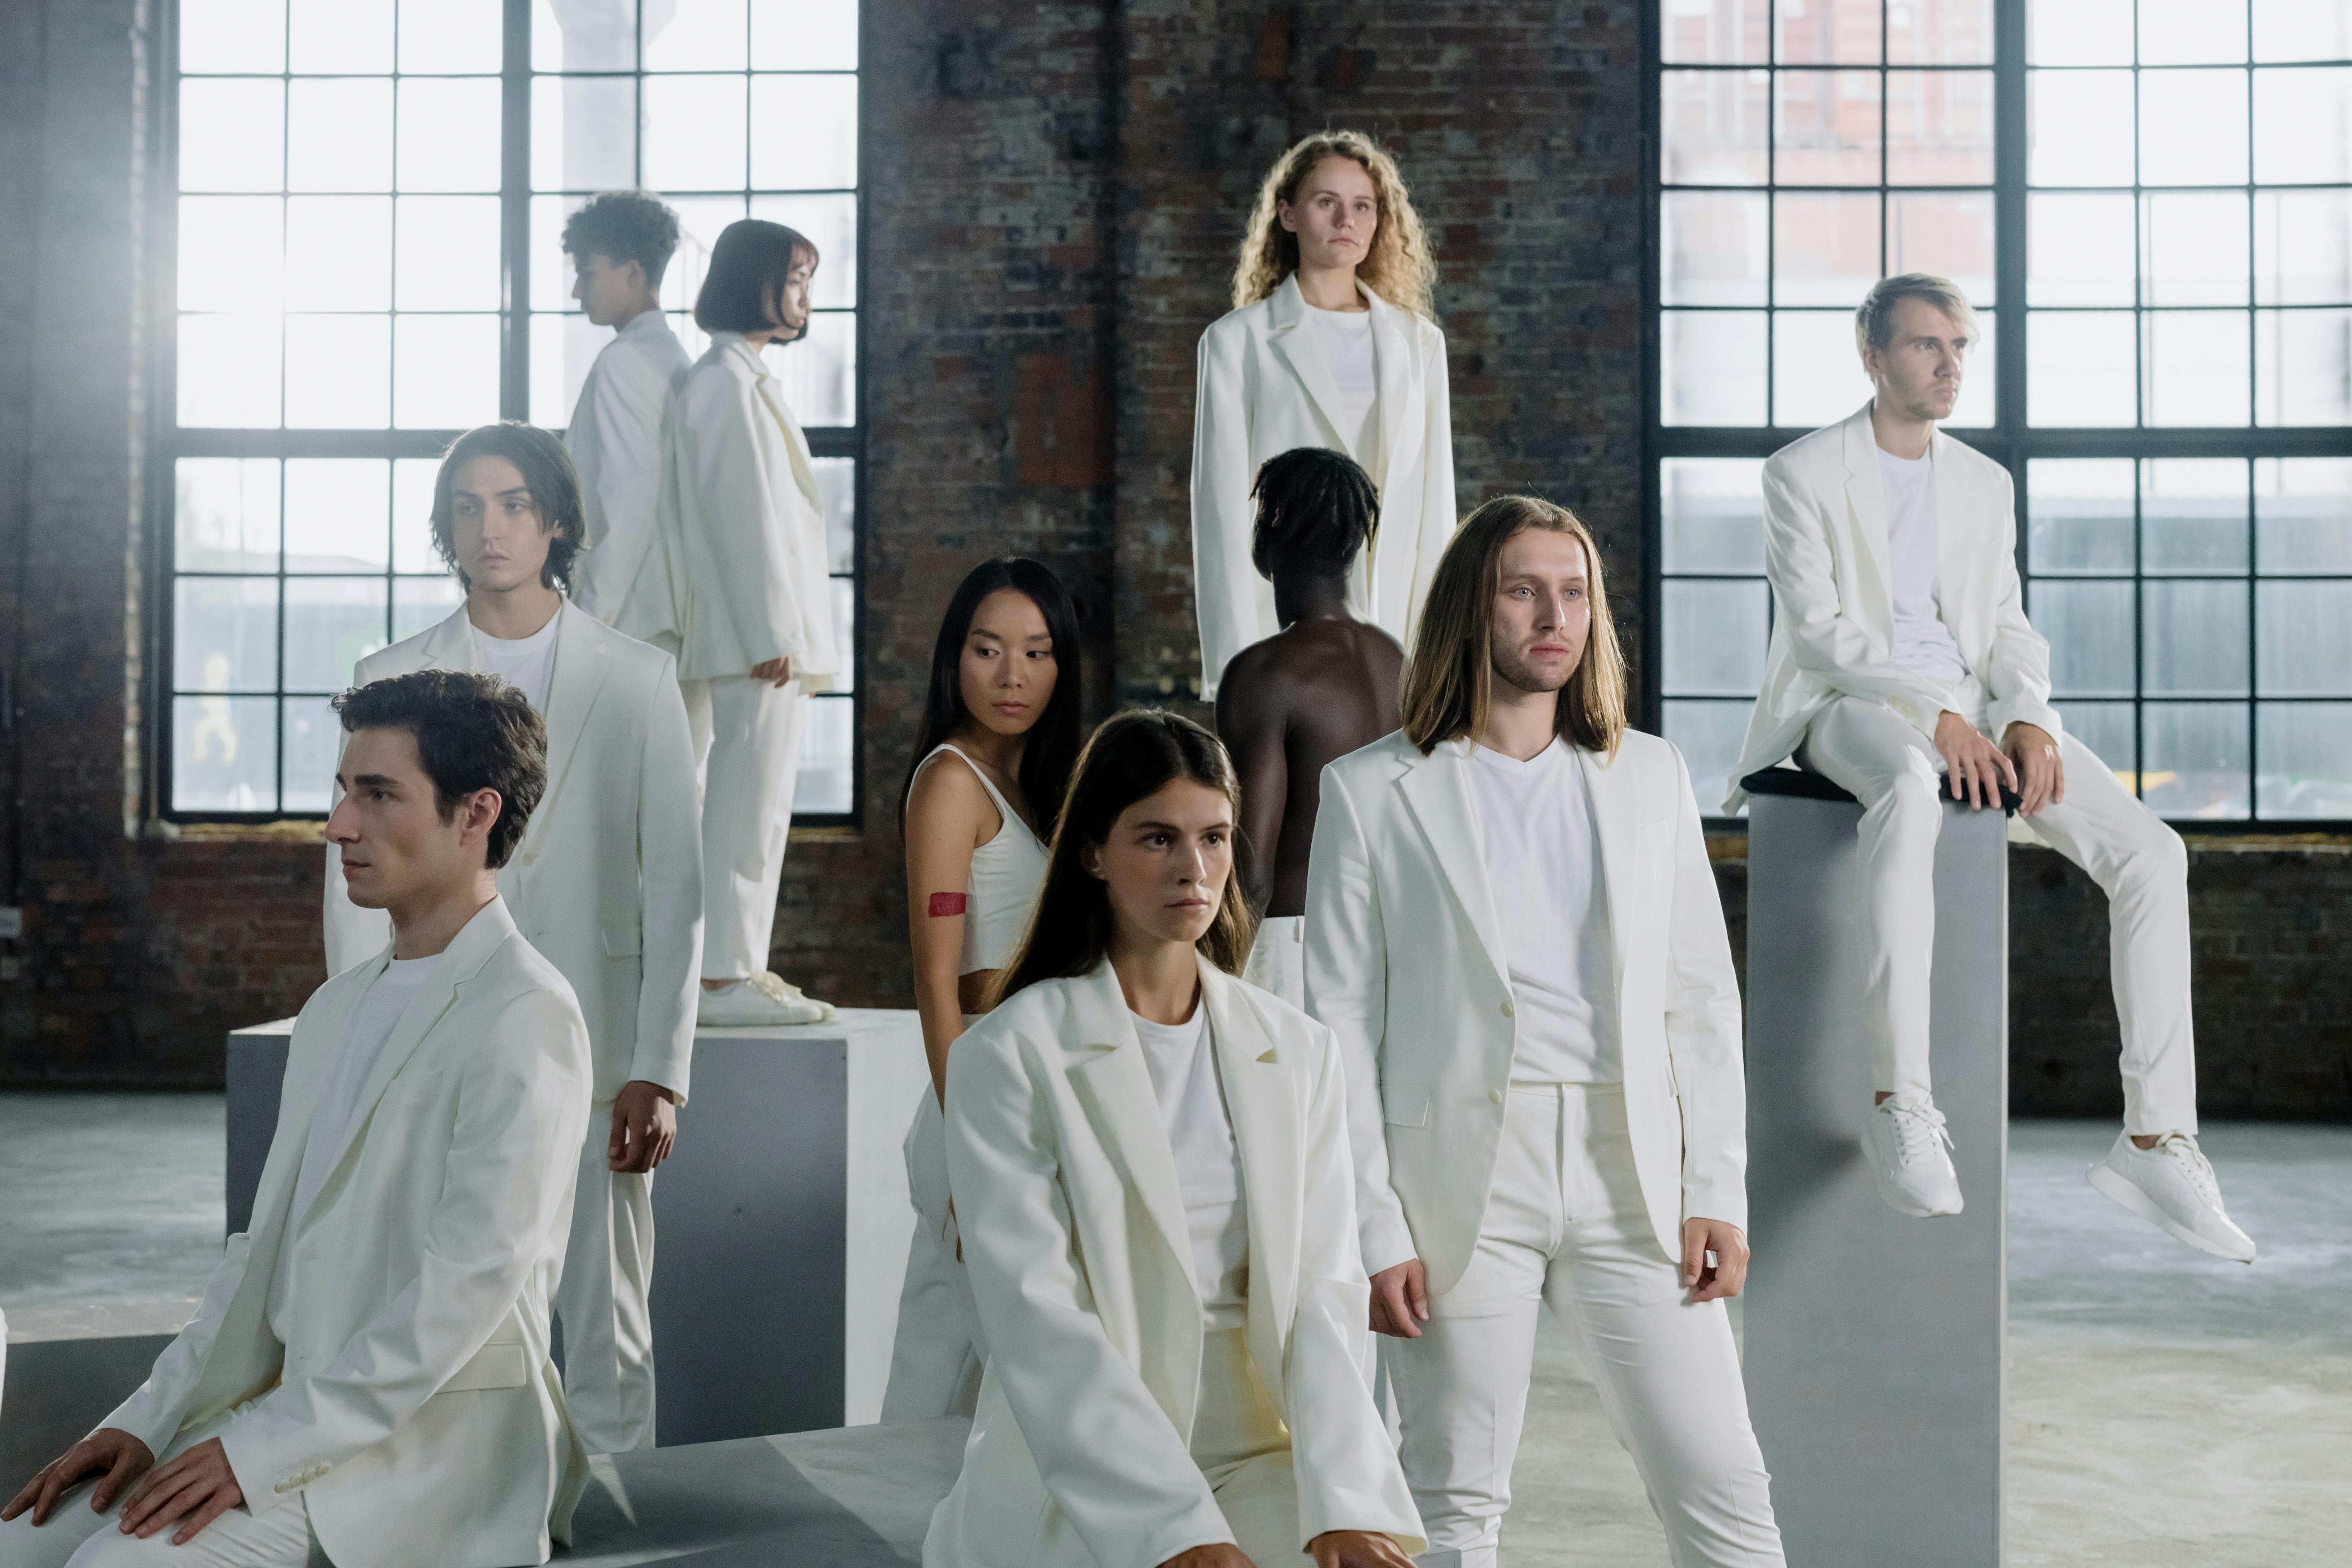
[692,217,818,337]
[656,217,844,1029]
[428,422,586,593]
[879,556,1083,1422]
[922,710,1424,1568]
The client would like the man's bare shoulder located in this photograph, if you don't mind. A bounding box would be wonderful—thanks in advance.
[1236,620,1401,704]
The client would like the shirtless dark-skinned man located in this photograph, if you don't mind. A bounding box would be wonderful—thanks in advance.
[1215,446,1405,1007]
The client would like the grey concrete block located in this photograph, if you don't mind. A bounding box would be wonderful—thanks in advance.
[226,1011,930,1443]
[562,1415,967,1565]
[0,1334,174,1491]
[1743,791,2009,1568]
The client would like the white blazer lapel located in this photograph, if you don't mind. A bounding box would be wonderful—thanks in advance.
[1396,742,1511,994]
[248,957,383,1241]
[294,901,516,1228]
[1841,404,1897,638]
[1266,276,1357,457]
[773,388,824,512]
[1577,745,1640,994]
[515,605,611,868]
[1200,969,1301,1348]
[415,605,479,673]
[1364,287,1416,490]
[1064,968,1200,1312]
[1928,427,1984,653]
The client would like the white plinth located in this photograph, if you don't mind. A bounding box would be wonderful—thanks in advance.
[226,1010,930,1442]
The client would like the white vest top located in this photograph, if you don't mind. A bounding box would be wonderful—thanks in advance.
[914,744,1050,974]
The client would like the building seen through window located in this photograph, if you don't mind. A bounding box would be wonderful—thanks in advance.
[166,0,862,820]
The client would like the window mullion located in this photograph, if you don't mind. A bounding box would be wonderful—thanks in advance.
[499,0,531,421]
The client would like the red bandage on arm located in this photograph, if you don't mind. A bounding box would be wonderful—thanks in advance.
[928,892,968,917]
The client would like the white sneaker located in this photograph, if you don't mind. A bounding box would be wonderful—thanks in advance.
[1865,1095,1964,1217]
[697,970,836,1027]
[2087,1132,2256,1263]
[771,974,839,1021]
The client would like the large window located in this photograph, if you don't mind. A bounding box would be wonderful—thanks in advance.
[1649,0,2352,823]
[159,0,862,820]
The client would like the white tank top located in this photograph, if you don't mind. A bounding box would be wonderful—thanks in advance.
[912,744,1050,975]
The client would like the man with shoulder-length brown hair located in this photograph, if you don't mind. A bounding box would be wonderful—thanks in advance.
[1303,497,1783,1567]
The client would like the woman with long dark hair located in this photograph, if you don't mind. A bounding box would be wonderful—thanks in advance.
[879,558,1083,1422]
[923,711,1422,1568]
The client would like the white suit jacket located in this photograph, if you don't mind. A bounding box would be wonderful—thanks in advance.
[323,602,703,1103]
[1724,402,2065,812]
[1304,729,1747,1291]
[566,310,690,624]
[1190,275,1456,699]
[102,899,592,1568]
[925,964,1424,1568]
[619,331,839,687]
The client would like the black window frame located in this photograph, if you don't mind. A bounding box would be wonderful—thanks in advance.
[144,0,868,829]
[1642,0,2352,831]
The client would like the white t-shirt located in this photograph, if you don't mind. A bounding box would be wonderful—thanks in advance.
[1877,447,1968,686]
[1466,739,1621,1085]
[268,955,438,1338]
[1302,302,1380,467]
[1131,1000,1250,1330]
[472,609,561,712]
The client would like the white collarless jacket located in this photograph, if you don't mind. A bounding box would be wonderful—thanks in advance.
[1190,274,1456,699]
[323,601,703,1104]
[618,330,839,687]
[102,899,593,1568]
[926,964,1424,1568]
[566,310,691,624]
[1724,402,2064,812]
[1303,729,1748,1291]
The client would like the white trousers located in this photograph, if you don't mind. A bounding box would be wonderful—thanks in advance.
[683,676,809,981]
[1797,695,2198,1135]
[0,1408,321,1568]
[880,1087,987,1422]
[1388,1086,1783,1568]
[1188,1325,1314,1565]
[552,1108,658,1454]
[1241,915,1305,1009]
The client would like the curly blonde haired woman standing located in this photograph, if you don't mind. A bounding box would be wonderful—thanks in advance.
[1191,131,1455,701]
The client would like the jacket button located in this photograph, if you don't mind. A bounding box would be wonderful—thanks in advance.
[1488,1088,1504,1104]
[1500,1001,1514,1019]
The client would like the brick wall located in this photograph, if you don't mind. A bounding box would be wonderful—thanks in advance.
[0,0,2344,1119]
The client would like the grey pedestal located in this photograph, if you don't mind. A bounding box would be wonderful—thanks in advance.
[562,1415,967,1565]
[1743,785,2008,1568]
[226,1010,930,1443]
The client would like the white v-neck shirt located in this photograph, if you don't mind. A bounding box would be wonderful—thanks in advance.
[472,609,561,713]
[1131,1000,1251,1330]
[1465,739,1622,1085]
[268,954,437,1337]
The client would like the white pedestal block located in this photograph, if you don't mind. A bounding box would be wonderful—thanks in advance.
[225,1010,930,1443]
[1742,785,2008,1568]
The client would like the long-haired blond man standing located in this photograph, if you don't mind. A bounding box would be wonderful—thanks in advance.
[1305,499,1783,1567]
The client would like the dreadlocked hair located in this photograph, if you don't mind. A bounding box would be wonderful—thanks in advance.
[1249,446,1381,582]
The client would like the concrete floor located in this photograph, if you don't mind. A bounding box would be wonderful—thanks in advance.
[2,1101,2345,1566]
[1507,1121,2352,1568]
